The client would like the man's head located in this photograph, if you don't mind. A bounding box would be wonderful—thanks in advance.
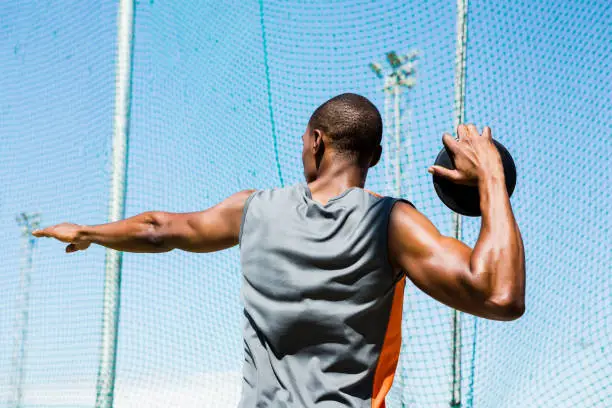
[302,93,383,182]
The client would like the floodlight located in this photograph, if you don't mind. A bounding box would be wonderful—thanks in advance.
[369,62,383,78]
[386,51,401,68]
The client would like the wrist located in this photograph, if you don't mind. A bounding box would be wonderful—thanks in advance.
[76,225,92,242]
[477,169,506,188]
[477,170,510,216]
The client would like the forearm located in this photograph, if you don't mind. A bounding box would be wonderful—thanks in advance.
[79,212,169,253]
[470,173,525,314]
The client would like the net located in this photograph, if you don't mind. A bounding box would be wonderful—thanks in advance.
[0,0,609,407]
[0,2,116,407]
[461,1,611,406]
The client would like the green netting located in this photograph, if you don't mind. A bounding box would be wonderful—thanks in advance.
[461,1,611,406]
[1,1,609,408]
[0,2,116,407]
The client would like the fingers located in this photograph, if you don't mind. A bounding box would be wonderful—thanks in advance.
[482,126,492,139]
[457,124,469,140]
[428,165,460,182]
[32,228,49,238]
[458,123,492,139]
[442,133,459,155]
[66,244,77,253]
[467,124,479,137]
[32,227,59,239]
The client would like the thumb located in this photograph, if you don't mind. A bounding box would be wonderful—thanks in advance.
[66,243,88,253]
[66,240,91,253]
[428,165,460,181]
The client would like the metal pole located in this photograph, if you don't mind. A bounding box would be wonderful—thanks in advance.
[451,0,469,406]
[383,79,393,195]
[95,1,134,407]
[10,213,40,408]
[393,83,401,197]
[403,103,413,201]
[394,80,404,406]
[369,54,418,407]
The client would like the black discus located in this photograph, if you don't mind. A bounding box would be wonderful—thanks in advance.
[432,139,517,216]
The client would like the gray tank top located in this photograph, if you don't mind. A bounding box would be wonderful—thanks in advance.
[238,183,410,408]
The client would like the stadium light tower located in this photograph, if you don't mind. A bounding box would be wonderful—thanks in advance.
[370,50,419,198]
[370,50,418,407]
[96,0,134,407]
[10,212,41,408]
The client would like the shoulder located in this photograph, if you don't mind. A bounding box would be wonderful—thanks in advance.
[389,199,420,225]
[388,199,438,255]
[222,189,258,209]
[248,184,305,202]
[237,185,305,219]
[360,188,417,212]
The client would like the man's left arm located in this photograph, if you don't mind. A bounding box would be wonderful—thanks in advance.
[32,190,256,253]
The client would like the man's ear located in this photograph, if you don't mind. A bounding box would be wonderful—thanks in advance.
[369,144,382,168]
[312,129,324,154]
[312,129,326,169]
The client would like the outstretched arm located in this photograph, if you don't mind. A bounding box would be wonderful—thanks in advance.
[32,190,256,253]
[389,125,525,321]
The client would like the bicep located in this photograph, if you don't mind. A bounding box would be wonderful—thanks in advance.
[388,202,491,318]
[159,189,255,253]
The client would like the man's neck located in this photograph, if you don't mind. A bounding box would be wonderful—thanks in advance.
[308,155,368,203]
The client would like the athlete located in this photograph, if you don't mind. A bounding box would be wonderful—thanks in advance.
[33,93,525,407]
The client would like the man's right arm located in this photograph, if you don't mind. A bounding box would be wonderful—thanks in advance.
[32,190,256,254]
[388,125,525,321]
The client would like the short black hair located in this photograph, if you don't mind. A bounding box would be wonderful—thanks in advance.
[308,93,382,161]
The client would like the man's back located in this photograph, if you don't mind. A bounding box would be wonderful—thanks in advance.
[32,94,524,407]
[239,184,407,408]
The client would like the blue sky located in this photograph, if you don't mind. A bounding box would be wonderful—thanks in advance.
[1,0,610,407]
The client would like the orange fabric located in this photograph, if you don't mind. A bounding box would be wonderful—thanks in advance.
[364,189,382,198]
[371,277,405,408]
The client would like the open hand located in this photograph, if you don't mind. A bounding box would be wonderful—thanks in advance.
[428,124,504,186]
[32,223,91,253]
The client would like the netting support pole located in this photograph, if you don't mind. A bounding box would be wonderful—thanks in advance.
[383,78,393,193]
[393,83,402,197]
[10,213,41,408]
[451,0,468,407]
[95,1,135,407]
